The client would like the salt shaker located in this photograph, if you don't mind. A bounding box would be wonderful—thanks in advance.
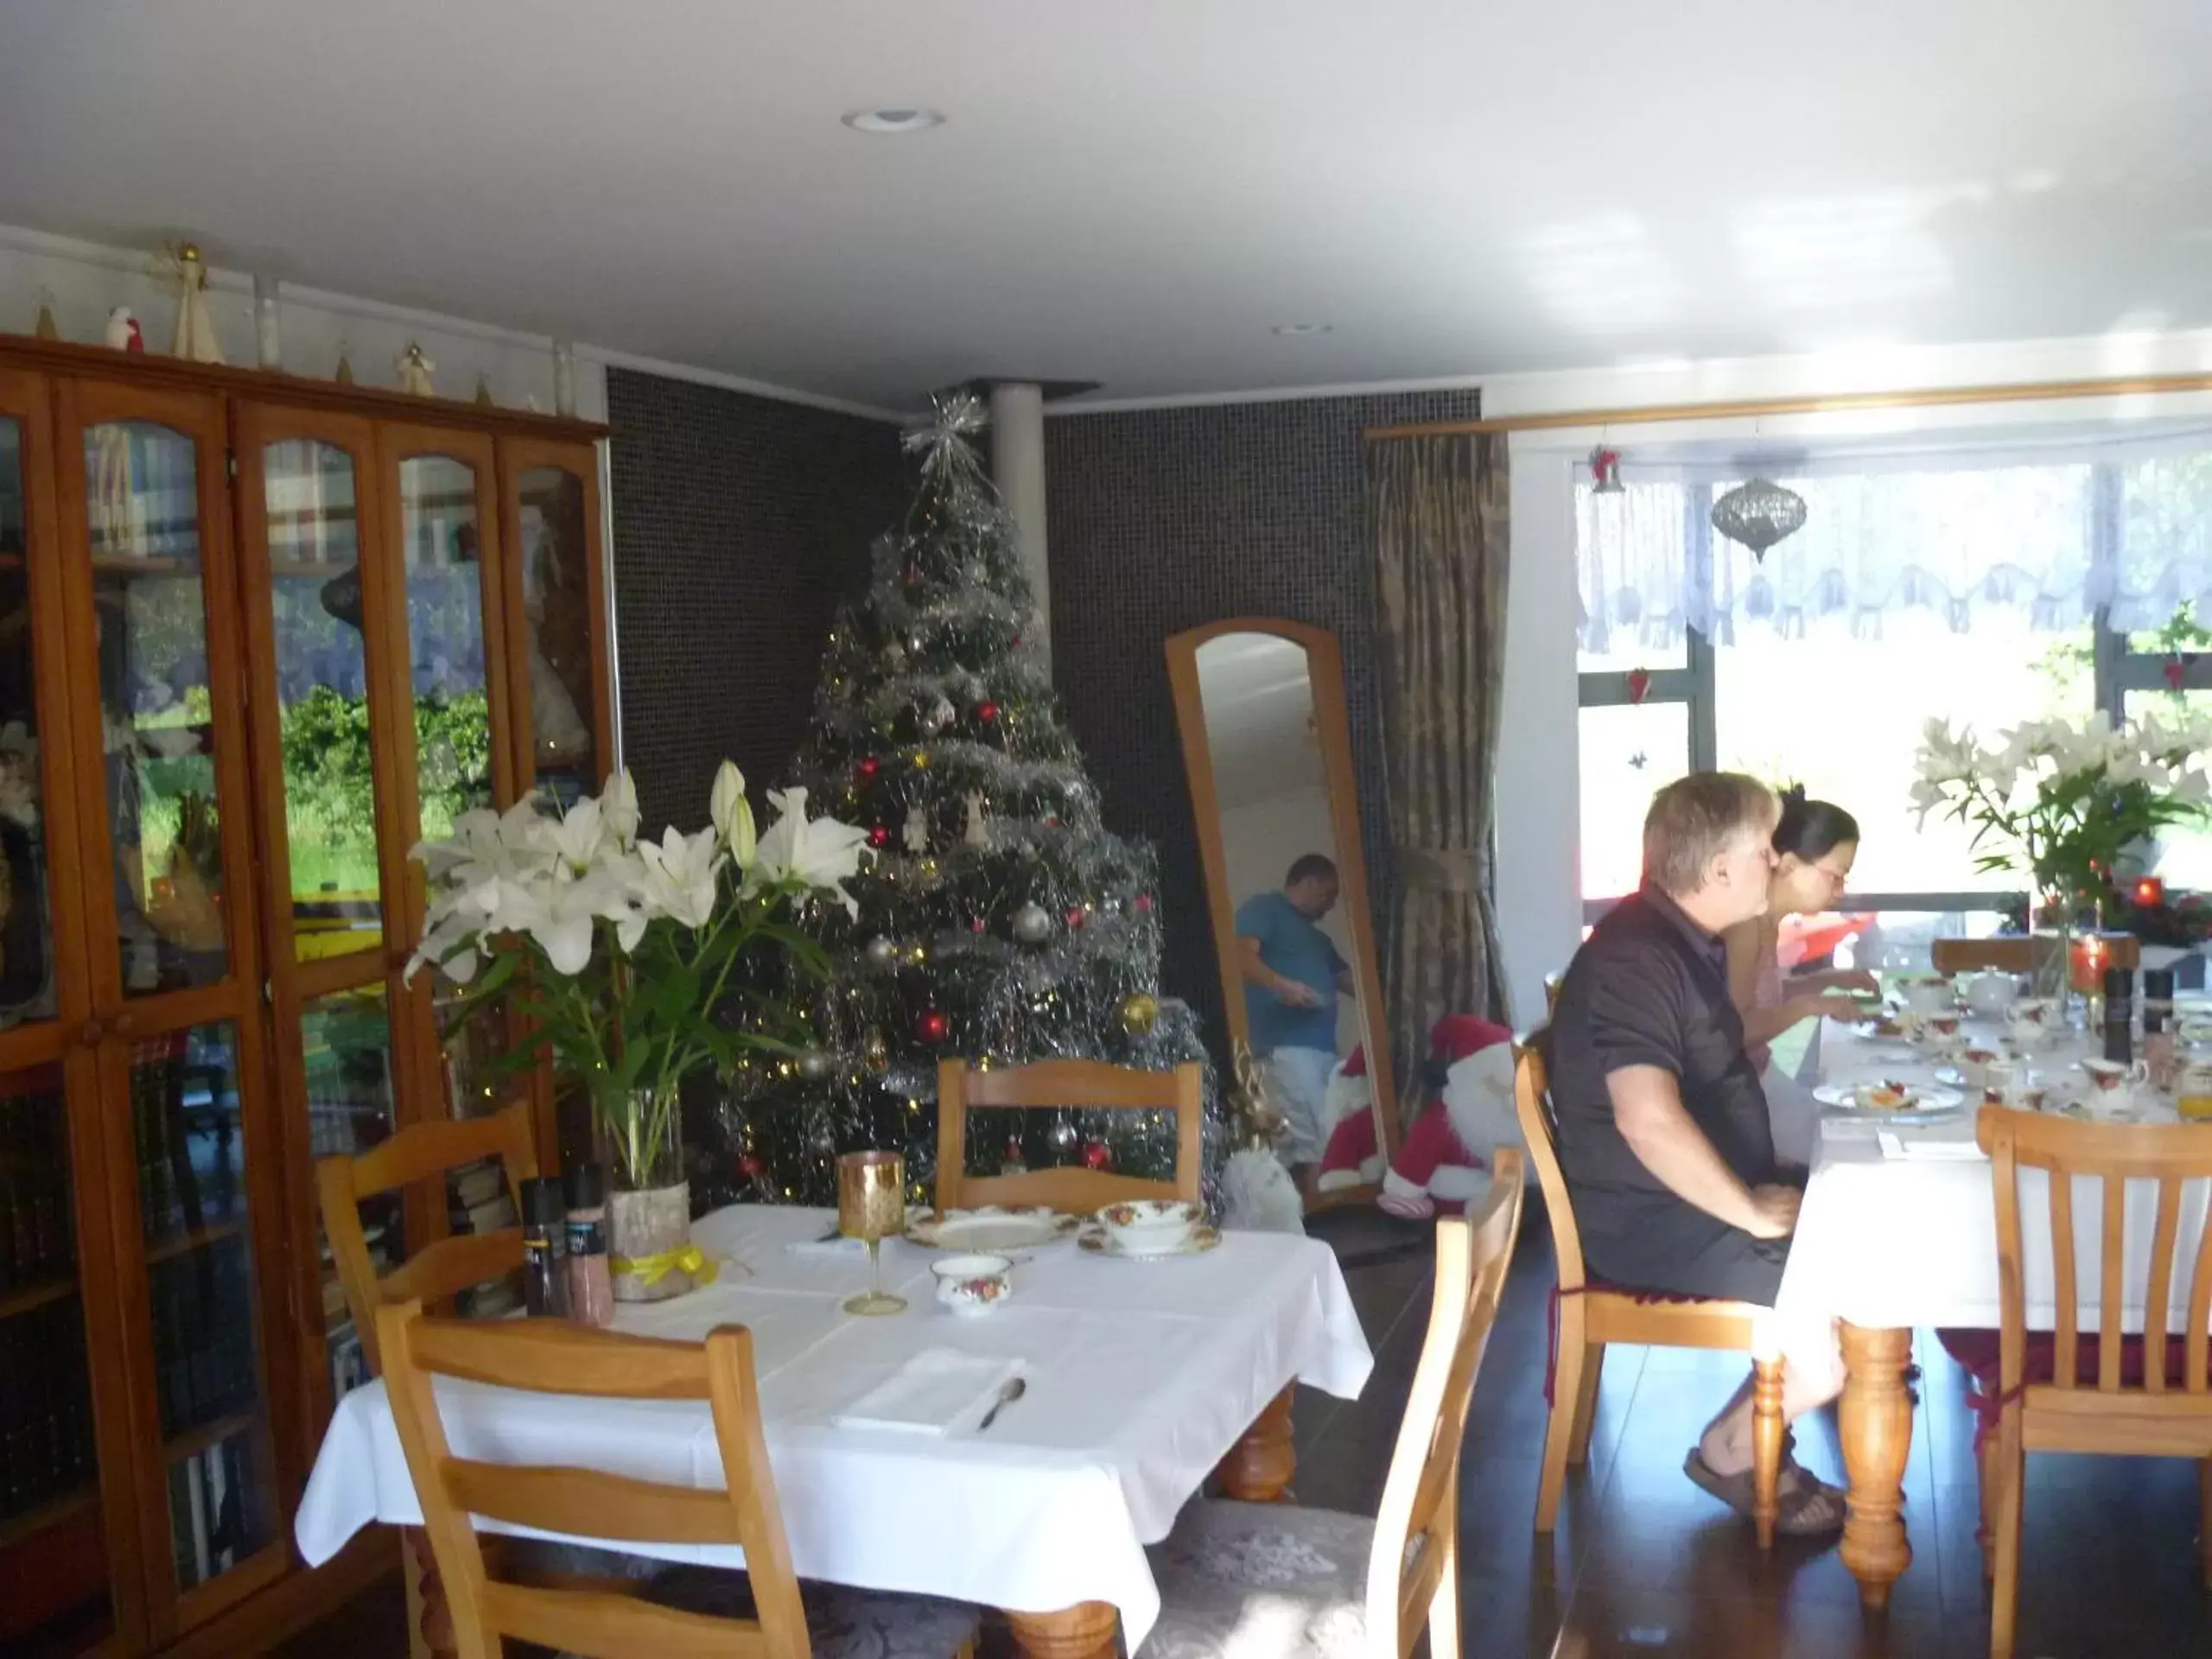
[2144,967,2179,1091]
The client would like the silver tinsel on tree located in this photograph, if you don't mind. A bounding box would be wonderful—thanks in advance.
[703,393,1226,1210]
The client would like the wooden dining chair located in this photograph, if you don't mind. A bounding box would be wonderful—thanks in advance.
[376,1300,979,1659]
[1143,1151,1525,1656]
[1963,1106,2212,1659]
[1515,1032,1784,1544]
[315,1099,537,1376]
[933,1058,1204,1211]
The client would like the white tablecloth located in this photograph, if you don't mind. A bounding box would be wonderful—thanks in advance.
[1775,1018,2209,1333]
[293,1204,1373,1646]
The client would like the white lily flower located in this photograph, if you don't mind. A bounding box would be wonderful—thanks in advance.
[709,760,760,867]
[753,787,870,918]
[634,825,724,931]
[601,768,641,849]
[550,796,607,873]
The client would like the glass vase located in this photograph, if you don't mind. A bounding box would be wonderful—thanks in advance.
[603,1083,694,1302]
[2030,897,2073,1014]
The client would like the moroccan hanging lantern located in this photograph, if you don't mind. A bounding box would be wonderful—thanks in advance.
[1710,477,1807,559]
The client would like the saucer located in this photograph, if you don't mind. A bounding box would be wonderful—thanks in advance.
[1077,1224,1221,1261]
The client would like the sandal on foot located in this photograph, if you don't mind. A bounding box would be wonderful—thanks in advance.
[1682,1449,1847,1536]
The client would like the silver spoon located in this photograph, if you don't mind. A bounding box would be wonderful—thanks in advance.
[977,1376,1027,1432]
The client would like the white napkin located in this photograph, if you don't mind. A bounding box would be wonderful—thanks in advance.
[831,1350,1022,1435]
[785,1233,869,1256]
[1877,1125,1986,1161]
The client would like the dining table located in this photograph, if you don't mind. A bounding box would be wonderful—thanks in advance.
[1776,1002,2208,1613]
[292,1200,1374,1658]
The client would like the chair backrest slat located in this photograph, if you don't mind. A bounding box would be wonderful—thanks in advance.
[1366,1151,1525,1656]
[1512,1033,1586,1291]
[935,1058,1203,1211]
[1978,1106,2212,1408]
[378,1302,810,1659]
[316,1100,538,1375]
[2145,1177,2185,1394]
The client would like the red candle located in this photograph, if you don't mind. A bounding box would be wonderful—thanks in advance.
[2135,875,2165,907]
[2069,931,2110,995]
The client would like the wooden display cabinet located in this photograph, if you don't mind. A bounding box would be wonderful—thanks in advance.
[0,334,610,1656]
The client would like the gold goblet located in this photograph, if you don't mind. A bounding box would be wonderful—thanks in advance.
[837,1150,908,1316]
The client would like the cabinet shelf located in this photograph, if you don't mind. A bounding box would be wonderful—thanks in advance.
[162,1409,256,1466]
[144,1217,243,1267]
[0,1269,77,1322]
[0,1483,99,1552]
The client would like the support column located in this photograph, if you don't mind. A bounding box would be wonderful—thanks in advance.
[988,380,1051,668]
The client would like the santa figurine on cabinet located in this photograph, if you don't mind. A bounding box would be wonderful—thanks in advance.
[1311,1014,1520,1216]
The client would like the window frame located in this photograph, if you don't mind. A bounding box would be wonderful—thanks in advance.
[1576,460,2193,925]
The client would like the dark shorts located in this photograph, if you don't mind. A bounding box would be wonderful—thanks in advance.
[1588,1218,1790,1306]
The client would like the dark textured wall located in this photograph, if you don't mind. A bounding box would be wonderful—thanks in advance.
[605,369,906,830]
[1043,388,1484,1061]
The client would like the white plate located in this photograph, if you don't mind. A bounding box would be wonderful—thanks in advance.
[904,1206,1079,1254]
[1814,1084,1966,1113]
[1077,1224,1221,1261]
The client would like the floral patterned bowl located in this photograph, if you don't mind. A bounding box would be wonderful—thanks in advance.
[931,1253,1014,1315]
[1094,1198,1203,1256]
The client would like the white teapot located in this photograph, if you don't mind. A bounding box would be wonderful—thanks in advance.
[1964,972,2021,1020]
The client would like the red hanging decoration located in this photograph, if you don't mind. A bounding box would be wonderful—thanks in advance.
[1134,893,1154,913]
[736,1154,764,1179]
[1626,667,1652,706]
[2166,657,2189,691]
[856,755,881,782]
[1081,1140,1111,1171]
[977,700,1000,723]
[1002,1136,1027,1175]
[969,916,987,933]
[916,1008,950,1044]
[1588,447,1625,494]
[868,824,892,849]
[1065,906,1087,931]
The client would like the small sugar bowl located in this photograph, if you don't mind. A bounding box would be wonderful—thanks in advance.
[932,1253,1014,1316]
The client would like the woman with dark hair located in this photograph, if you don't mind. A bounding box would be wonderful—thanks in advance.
[1726,786,1878,1162]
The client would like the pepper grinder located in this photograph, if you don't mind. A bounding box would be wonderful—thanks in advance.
[2102,965,2136,1066]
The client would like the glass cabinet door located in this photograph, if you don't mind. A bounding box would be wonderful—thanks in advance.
[0,371,132,1656]
[54,382,284,1636]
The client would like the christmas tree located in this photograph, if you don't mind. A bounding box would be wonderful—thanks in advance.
[708,396,1225,1209]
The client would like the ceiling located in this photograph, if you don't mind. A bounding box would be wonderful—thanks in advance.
[3,1,2207,409]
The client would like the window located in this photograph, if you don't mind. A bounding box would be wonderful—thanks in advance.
[1574,444,2212,936]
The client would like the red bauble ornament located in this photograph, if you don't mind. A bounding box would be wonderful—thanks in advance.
[1081,1140,1111,1171]
[1134,893,1154,913]
[977,700,1000,723]
[917,1008,950,1044]
[969,916,987,932]
[868,823,892,849]
[1065,906,1087,931]
[1626,666,1652,706]
[857,755,881,781]
[736,1154,764,1179]
[2167,658,2190,691]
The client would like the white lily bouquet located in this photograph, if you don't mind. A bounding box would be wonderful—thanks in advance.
[1910,710,2212,915]
[406,764,868,1212]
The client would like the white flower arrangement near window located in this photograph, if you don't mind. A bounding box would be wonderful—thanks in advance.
[1910,710,2212,913]
[406,763,868,1192]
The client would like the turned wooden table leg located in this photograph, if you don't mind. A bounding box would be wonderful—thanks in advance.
[1751,1356,1784,1551]
[1004,1601,1121,1658]
[1215,1386,1297,1502]
[404,1526,457,1659]
[1837,1322,1916,1611]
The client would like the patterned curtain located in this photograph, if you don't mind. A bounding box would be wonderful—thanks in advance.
[1365,431,1512,1088]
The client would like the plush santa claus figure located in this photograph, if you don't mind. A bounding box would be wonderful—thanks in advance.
[1311,1014,1520,1216]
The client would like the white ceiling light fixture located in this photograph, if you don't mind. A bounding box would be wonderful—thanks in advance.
[841,106,945,135]
[1271,321,1332,336]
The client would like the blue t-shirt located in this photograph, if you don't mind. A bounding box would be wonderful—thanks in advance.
[1235,890,1344,1055]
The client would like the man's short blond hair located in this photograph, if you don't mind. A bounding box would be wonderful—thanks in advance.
[1643,772,1777,896]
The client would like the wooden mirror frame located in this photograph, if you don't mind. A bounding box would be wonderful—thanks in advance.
[1165,618,1400,1209]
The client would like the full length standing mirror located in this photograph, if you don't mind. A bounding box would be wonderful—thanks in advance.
[1166,619,1398,1208]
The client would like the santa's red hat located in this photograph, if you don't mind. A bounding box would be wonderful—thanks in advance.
[1431,1014,1510,1067]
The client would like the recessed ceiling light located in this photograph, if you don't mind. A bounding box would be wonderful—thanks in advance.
[842,107,946,135]
[1272,321,1332,336]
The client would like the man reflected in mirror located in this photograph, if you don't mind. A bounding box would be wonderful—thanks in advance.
[1236,854,1356,1183]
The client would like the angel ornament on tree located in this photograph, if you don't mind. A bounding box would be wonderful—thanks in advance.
[962,791,990,849]
[902,804,931,855]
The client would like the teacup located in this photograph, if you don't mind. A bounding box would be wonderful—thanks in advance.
[2079,1057,2149,1120]
[1965,973,2021,1020]
[932,1253,1014,1316]
[1978,1057,2016,1106]
[1901,975,1956,1020]
[1960,1046,2001,1089]
[1923,1012,1964,1053]
[2007,999,2054,1048]
[1095,1198,1203,1255]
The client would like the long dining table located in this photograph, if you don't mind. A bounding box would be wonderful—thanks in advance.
[1776,1010,2204,1611]
[293,1201,1373,1657]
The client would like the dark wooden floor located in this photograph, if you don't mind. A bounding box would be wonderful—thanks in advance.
[276,1207,2212,1657]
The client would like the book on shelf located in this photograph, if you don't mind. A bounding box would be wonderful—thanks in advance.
[168,1428,260,1591]
[149,1231,258,1441]
[0,1298,96,1525]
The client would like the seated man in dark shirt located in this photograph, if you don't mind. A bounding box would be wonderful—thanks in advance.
[1550,771,1844,1534]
